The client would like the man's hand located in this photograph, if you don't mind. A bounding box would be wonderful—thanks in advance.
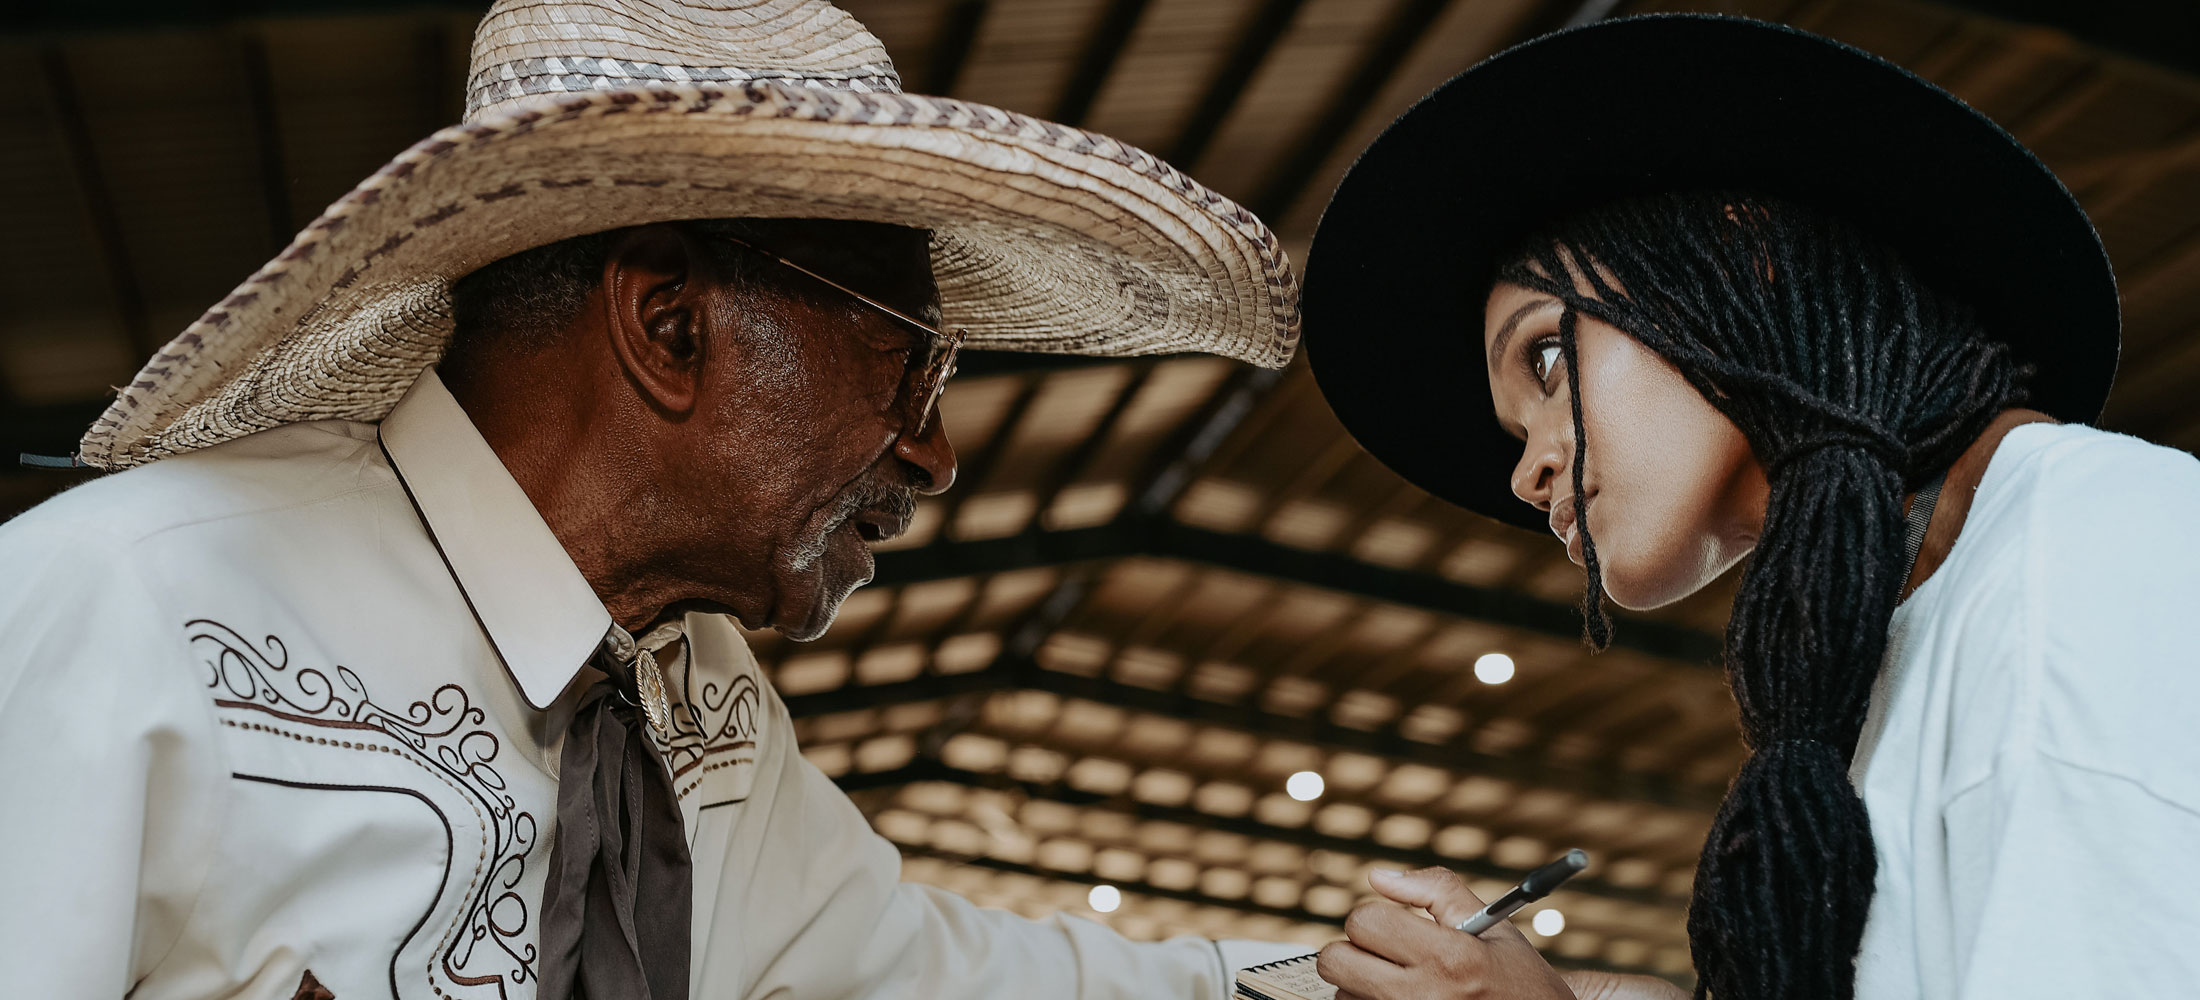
[1315,867,1573,1000]
[1557,970,1690,1000]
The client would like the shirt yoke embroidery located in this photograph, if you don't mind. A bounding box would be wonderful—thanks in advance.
[195,617,543,997]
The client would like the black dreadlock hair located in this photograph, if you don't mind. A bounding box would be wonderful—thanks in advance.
[1496,191,2029,1000]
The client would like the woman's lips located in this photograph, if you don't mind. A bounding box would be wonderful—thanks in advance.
[1550,493,1590,566]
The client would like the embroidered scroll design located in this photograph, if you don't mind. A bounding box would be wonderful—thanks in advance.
[190,618,540,998]
[660,643,763,800]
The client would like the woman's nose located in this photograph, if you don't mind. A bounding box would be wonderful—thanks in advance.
[1510,436,1564,512]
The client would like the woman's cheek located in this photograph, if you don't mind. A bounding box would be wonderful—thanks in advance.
[1585,494,1642,591]
[1599,493,1731,610]
[1578,472,1659,602]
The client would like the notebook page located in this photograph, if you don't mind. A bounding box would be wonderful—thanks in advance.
[1236,954,1336,1000]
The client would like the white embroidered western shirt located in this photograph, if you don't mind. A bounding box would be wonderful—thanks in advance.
[0,371,1295,999]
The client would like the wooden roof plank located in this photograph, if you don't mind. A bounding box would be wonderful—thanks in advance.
[784,655,1727,810]
[36,45,152,359]
[922,0,991,95]
[845,756,1685,906]
[1050,0,1155,124]
[872,521,1726,664]
[1164,0,1310,169]
[237,29,293,253]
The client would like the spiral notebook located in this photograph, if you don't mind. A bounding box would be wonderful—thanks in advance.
[1235,953,1335,1000]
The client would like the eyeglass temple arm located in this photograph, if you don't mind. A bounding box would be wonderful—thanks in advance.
[716,234,962,346]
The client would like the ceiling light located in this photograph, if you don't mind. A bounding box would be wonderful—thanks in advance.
[1286,770,1325,801]
[1532,908,1565,936]
[1088,884,1122,913]
[1473,652,1516,685]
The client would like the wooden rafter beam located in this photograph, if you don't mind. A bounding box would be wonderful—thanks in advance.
[877,364,1294,750]
[921,0,990,96]
[1247,0,1452,221]
[872,519,1726,665]
[843,757,1688,908]
[415,17,458,135]
[238,29,294,252]
[951,349,1165,380]
[1248,0,1645,223]
[938,392,1043,535]
[1164,0,1308,170]
[783,657,1728,811]
[11,0,2194,78]
[1934,0,2200,77]
[890,845,1680,982]
[1050,0,1154,126]
[1028,362,1155,519]
[37,45,154,359]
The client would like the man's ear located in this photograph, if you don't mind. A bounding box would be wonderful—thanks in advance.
[603,223,715,415]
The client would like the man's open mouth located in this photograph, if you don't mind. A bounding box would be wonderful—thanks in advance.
[852,506,911,543]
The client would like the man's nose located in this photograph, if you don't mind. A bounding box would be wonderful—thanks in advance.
[894,414,957,496]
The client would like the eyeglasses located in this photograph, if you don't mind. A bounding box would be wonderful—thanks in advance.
[717,234,963,438]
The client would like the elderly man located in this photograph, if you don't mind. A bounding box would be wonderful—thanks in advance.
[0,1,1303,997]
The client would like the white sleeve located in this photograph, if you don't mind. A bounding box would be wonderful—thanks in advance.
[688,682,1265,1000]
[0,527,227,995]
[1942,755,2200,997]
[1939,433,2200,996]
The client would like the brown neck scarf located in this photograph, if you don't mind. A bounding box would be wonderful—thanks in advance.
[537,624,693,1000]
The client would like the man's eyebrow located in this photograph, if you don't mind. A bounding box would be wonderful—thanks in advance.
[1486,297,1558,374]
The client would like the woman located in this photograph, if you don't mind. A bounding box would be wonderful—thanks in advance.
[1298,15,2200,1000]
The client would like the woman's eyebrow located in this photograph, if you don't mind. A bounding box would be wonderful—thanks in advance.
[1486,298,1557,373]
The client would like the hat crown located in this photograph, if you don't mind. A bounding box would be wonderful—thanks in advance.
[464,0,901,120]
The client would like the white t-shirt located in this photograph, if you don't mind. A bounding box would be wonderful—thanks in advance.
[1851,422,2200,997]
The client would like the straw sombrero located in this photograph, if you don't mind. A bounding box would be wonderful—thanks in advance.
[78,0,1300,470]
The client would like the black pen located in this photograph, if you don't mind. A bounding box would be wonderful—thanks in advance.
[1451,849,1589,935]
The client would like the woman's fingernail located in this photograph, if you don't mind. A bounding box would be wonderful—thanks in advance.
[1370,868,1401,882]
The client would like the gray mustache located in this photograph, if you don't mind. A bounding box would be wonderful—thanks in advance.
[838,479,915,527]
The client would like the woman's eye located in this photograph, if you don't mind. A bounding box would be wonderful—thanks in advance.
[1533,342,1562,383]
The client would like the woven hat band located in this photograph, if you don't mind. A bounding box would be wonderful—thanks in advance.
[465,0,901,121]
[465,56,901,120]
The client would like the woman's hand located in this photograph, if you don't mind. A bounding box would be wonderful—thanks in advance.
[1315,867,1575,1000]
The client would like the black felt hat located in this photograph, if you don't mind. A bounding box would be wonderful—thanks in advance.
[1300,14,2120,532]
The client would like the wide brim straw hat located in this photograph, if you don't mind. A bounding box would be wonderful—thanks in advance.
[1300,14,2119,532]
[79,0,1300,470]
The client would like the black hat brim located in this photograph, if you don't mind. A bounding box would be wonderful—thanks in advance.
[1301,14,2120,533]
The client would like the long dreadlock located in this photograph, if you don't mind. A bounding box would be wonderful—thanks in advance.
[1496,191,2028,1000]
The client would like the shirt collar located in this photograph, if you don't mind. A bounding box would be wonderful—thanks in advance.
[378,369,615,710]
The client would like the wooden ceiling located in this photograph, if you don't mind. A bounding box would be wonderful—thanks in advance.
[6,0,2197,984]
